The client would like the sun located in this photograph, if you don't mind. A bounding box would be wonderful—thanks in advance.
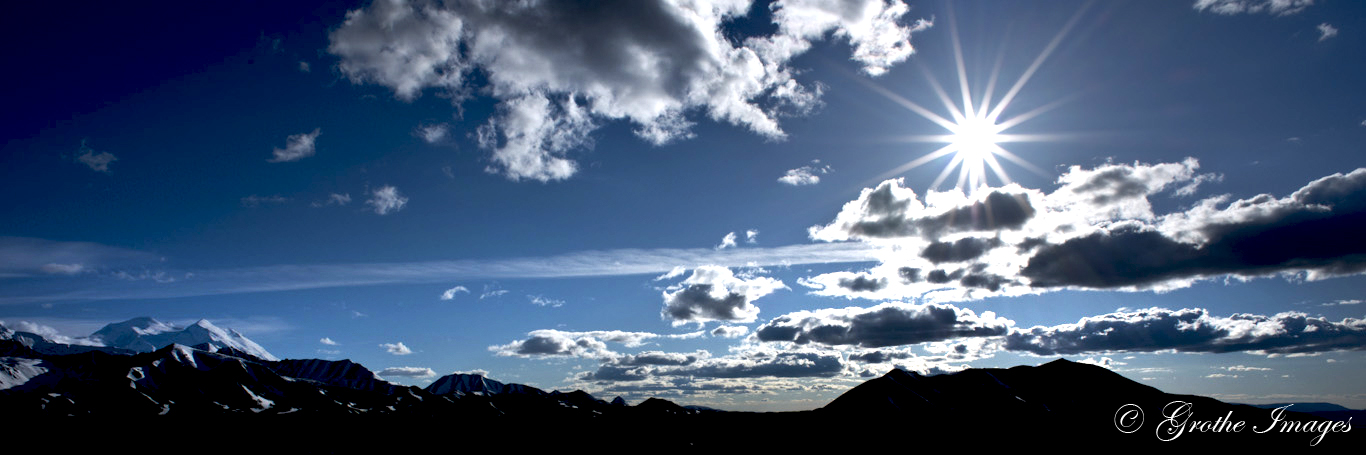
[862,4,1090,195]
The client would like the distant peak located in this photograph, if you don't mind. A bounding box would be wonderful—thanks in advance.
[119,316,163,327]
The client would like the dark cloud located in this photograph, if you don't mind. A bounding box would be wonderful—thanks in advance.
[661,266,785,325]
[837,274,888,292]
[921,237,1002,264]
[898,267,922,282]
[1024,169,1366,288]
[811,179,1037,242]
[1005,307,1366,355]
[663,352,845,379]
[919,191,1036,238]
[959,272,1012,291]
[616,351,700,366]
[849,350,914,364]
[489,329,661,359]
[755,302,1011,348]
[1068,167,1153,205]
[925,269,958,284]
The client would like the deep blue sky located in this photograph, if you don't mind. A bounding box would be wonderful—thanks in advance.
[2,0,1364,410]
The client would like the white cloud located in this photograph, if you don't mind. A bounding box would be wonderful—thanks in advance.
[711,325,750,338]
[0,320,103,346]
[320,337,339,346]
[490,329,676,359]
[745,229,759,244]
[1225,365,1272,372]
[661,265,786,326]
[654,266,688,281]
[381,342,413,355]
[40,263,85,275]
[1006,307,1366,356]
[716,232,738,250]
[440,285,469,300]
[0,241,877,305]
[528,295,564,307]
[75,140,118,173]
[755,302,1012,347]
[800,162,1366,302]
[778,160,831,186]
[416,122,451,144]
[1193,0,1314,16]
[329,0,927,182]
[378,366,436,378]
[367,185,408,215]
[1317,23,1338,41]
[269,128,321,162]
[312,193,352,207]
[479,288,509,300]
[240,195,290,208]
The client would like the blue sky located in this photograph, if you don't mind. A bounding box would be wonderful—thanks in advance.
[2,0,1364,411]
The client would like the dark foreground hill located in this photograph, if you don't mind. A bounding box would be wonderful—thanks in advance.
[1,338,1357,450]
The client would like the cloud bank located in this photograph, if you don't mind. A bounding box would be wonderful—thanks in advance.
[329,0,928,182]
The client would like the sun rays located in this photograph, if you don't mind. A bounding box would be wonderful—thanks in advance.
[868,2,1093,195]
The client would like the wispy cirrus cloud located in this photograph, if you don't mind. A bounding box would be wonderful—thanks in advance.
[0,242,876,304]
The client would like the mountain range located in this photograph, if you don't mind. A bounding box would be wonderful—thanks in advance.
[1,317,1359,450]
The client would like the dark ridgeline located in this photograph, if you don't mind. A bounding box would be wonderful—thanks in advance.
[0,335,1358,450]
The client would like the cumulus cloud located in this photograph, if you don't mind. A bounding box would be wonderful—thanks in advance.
[319,337,339,346]
[661,265,786,325]
[1027,168,1366,289]
[711,325,749,338]
[415,122,451,143]
[1317,23,1338,41]
[745,229,760,243]
[1005,307,1366,356]
[381,342,413,355]
[716,232,738,250]
[581,347,845,382]
[778,160,831,185]
[1193,0,1314,16]
[329,0,927,182]
[809,178,1036,242]
[440,285,469,300]
[74,140,117,173]
[367,185,408,215]
[755,302,1011,348]
[269,128,321,162]
[379,366,437,378]
[490,329,672,359]
[801,162,1366,302]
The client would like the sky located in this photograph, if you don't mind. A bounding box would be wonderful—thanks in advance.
[2,0,1364,411]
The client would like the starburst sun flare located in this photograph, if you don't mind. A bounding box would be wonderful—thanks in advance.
[866,4,1091,195]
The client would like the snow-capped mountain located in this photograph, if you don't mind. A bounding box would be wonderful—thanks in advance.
[89,317,278,361]
[0,321,131,356]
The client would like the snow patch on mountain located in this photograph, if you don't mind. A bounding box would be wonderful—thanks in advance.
[0,357,48,391]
